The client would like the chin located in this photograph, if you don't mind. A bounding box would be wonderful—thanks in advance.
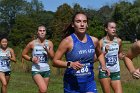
[80,31,86,34]
[1,46,7,49]
[40,35,45,38]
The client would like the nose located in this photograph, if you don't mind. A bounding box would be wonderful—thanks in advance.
[113,28,116,32]
[81,22,84,26]
[41,31,44,33]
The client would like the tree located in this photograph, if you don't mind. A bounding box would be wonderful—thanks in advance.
[98,5,113,23]
[51,3,73,47]
[73,3,83,13]
[111,0,140,41]
[88,15,105,39]
[0,0,28,36]
[9,14,37,47]
[26,0,55,39]
[30,0,43,12]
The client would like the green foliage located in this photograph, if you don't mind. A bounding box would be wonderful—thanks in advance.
[9,14,37,47]
[51,3,73,46]
[111,0,140,40]
[0,0,28,35]
[88,15,105,38]
[73,3,83,13]
[0,0,139,45]
[30,0,44,11]
[98,5,113,22]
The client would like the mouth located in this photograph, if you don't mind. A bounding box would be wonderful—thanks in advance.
[80,28,85,29]
[40,35,45,38]
[112,33,117,36]
[79,28,86,30]
[112,32,116,34]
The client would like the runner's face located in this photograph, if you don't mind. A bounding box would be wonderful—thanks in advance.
[37,26,46,39]
[0,38,8,48]
[106,22,116,37]
[72,14,88,34]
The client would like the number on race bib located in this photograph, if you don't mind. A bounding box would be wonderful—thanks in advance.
[76,66,89,73]
[0,60,10,67]
[38,56,45,62]
[106,55,117,66]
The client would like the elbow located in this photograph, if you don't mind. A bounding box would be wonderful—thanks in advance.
[11,58,16,63]
[14,60,17,63]
[22,51,26,58]
[52,59,57,67]
[22,54,25,59]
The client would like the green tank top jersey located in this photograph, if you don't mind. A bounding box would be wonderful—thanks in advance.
[100,37,120,73]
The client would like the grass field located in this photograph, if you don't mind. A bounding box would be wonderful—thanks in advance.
[7,62,140,93]
[1,41,140,93]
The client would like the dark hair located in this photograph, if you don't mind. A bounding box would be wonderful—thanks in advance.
[0,37,8,42]
[63,12,88,38]
[103,19,117,36]
[72,11,88,23]
[63,23,74,39]
[37,25,46,31]
[104,19,116,28]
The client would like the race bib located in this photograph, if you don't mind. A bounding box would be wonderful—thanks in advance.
[106,55,117,66]
[0,60,10,67]
[38,55,47,63]
[75,63,91,76]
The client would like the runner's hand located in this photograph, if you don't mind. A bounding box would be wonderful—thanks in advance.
[32,56,39,64]
[132,68,140,79]
[101,66,110,76]
[119,52,126,60]
[70,61,83,70]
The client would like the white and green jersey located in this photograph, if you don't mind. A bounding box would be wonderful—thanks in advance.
[0,48,11,72]
[32,39,50,72]
[100,37,120,72]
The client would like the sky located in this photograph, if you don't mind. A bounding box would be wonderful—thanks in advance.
[37,0,134,12]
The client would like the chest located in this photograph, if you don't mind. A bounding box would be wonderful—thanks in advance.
[33,45,47,55]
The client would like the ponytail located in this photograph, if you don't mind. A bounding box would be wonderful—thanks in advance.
[63,23,75,39]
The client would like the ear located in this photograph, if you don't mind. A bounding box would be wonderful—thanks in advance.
[72,24,74,27]
[105,28,107,32]
[87,25,88,27]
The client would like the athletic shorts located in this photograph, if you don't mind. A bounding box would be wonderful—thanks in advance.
[64,80,98,93]
[98,71,120,80]
[4,71,11,76]
[32,70,50,78]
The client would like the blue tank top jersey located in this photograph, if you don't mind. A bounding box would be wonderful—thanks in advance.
[64,33,95,83]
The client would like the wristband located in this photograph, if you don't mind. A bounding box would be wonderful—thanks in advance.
[67,62,71,68]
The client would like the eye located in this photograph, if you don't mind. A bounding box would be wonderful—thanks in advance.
[39,30,46,31]
[83,20,87,23]
[75,20,81,23]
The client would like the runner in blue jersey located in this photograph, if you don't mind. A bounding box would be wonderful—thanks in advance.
[98,20,125,93]
[0,37,16,93]
[53,12,110,93]
[22,25,54,93]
